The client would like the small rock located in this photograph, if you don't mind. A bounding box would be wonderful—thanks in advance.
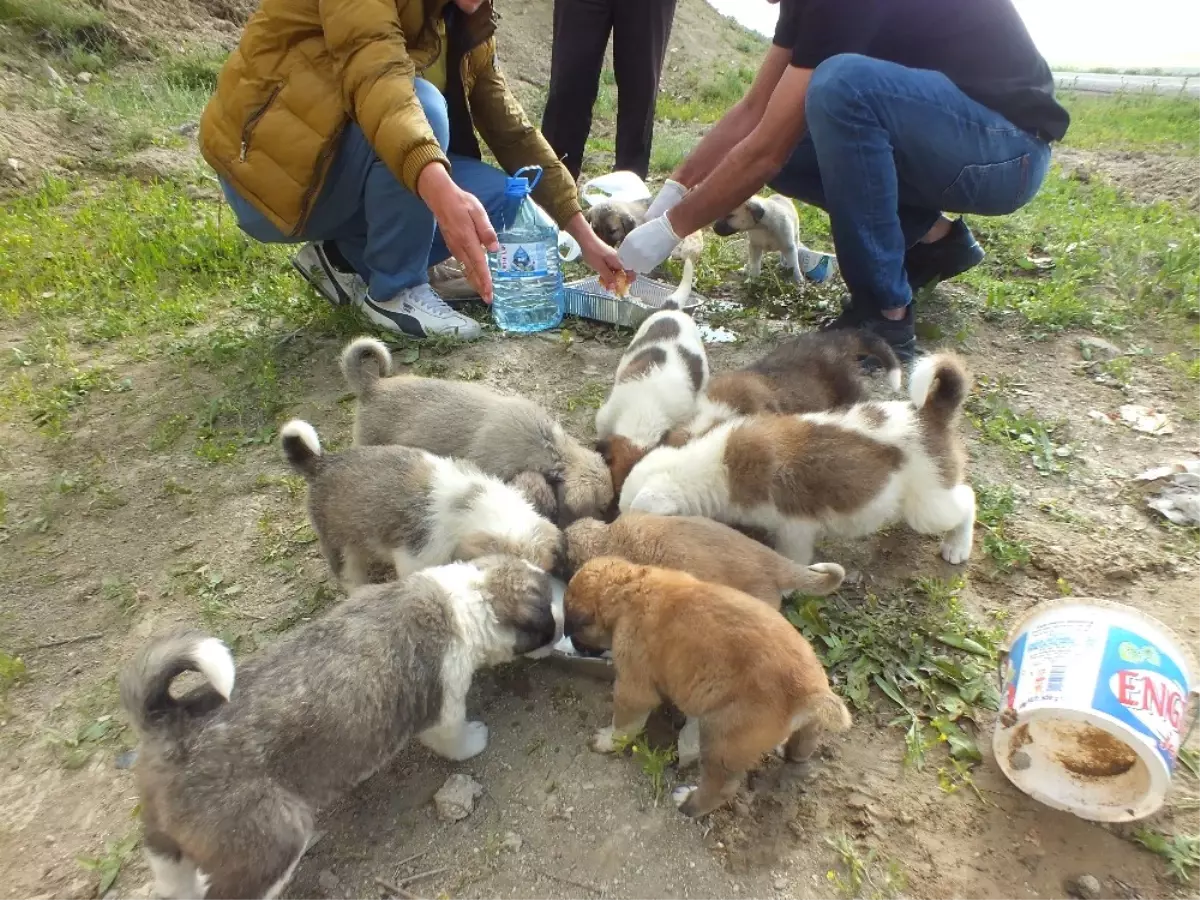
[1078,335,1121,362]
[76,72,94,85]
[1011,750,1032,771]
[500,831,522,853]
[65,877,94,900]
[316,868,342,898]
[114,749,138,770]
[177,121,199,138]
[1068,874,1103,900]
[774,878,788,891]
[44,64,67,89]
[434,773,482,822]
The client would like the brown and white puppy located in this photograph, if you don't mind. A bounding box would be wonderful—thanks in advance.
[123,557,555,900]
[342,337,612,526]
[712,194,806,282]
[584,198,649,248]
[564,558,851,817]
[669,329,903,445]
[595,309,710,494]
[562,513,843,606]
[620,354,976,566]
[281,420,563,588]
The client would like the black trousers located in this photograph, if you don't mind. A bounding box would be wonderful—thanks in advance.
[540,0,677,181]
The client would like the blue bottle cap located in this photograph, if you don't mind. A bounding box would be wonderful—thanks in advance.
[505,165,544,197]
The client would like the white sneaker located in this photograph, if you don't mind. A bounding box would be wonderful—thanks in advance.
[291,242,366,306]
[360,284,483,340]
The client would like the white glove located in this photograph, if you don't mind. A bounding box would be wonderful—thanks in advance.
[645,179,687,221]
[618,215,681,274]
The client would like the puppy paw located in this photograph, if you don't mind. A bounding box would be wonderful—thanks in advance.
[449,721,489,760]
[677,719,701,770]
[671,785,697,810]
[940,538,972,565]
[590,726,619,754]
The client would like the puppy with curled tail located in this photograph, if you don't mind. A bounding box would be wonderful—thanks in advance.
[564,558,850,818]
[123,557,555,899]
[340,337,612,526]
[621,353,976,567]
[281,419,563,589]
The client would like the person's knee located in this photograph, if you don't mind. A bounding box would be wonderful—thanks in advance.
[806,53,880,122]
[414,78,450,151]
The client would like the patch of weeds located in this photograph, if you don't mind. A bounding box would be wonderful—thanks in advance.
[1099,356,1134,388]
[256,511,318,564]
[100,576,139,619]
[174,564,249,627]
[657,66,755,124]
[1132,828,1200,884]
[649,131,697,175]
[825,831,907,899]
[565,382,607,412]
[974,483,1031,571]
[0,0,127,68]
[161,48,227,92]
[50,714,127,770]
[613,732,676,805]
[1178,747,1200,780]
[271,584,338,633]
[967,377,1069,475]
[0,649,27,706]
[4,365,129,438]
[254,473,306,499]
[788,577,1002,790]
[78,828,141,896]
[149,413,190,451]
[1061,92,1199,154]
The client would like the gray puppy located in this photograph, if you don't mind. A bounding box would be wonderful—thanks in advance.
[281,419,563,588]
[342,337,613,526]
[121,557,555,899]
[583,198,649,248]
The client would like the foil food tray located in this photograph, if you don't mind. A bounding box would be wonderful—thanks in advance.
[563,275,702,329]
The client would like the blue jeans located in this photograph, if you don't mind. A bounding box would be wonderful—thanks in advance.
[221,78,510,302]
[769,54,1052,312]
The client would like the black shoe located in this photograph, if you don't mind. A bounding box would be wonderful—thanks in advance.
[822,301,917,364]
[905,218,985,293]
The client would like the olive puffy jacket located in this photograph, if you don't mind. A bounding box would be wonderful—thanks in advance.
[199,0,582,235]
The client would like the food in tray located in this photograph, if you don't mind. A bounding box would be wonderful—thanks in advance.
[611,270,632,298]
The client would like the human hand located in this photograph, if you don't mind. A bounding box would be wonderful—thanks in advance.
[418,164,499,302]
[645,179,687,221]
[617,215,681,274]
[580,234,635,293]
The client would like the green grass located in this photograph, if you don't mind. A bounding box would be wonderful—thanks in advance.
[788,577,1002,791]
[0,649,26,708]
[78,828,140,896]
[0,0,127,70]
[967,377,1071,476]
[825,832,907,900]
[657,66,755,124]
[963,168,1199,334]
[1060,92,1200,153]
[612,732,676,805]
[974,483,1031,571]
[1133,828,1200,884]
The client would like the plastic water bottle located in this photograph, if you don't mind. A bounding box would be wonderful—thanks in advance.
[488,166,564,333]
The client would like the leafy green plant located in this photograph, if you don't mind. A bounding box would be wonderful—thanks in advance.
[967,377,1070,475]
[825,832,906,899]
[50,714,126,770]
[78,829,140,895]
[788,577,1001,787]
[974,483,1032,571]
[613,732,676,805]
[1133,828,1200,884]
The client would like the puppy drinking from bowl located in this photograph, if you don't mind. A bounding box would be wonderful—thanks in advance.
[564,557,851,817]
[595,308,710,494]
[621,353,977,566]
[341,337,612,525]
[122,556,555,899]
[281,419,563,588]
[713,194,834,284]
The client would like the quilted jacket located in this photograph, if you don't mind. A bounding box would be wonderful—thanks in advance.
[200,0,581,234]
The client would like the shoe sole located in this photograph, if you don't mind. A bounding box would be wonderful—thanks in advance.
[291,254,350,307]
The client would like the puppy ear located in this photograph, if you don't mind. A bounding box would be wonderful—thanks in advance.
[584,206,599,226]
[749,199,766,223]
[619,211,637,235]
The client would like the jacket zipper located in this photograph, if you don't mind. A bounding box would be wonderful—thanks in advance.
[239,85,283,162]
[292,122,344,237]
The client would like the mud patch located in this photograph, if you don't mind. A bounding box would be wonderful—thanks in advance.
[1057,147,1200,210]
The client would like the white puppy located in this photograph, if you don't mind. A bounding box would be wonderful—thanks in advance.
[620,354,976,566]
[713,194,832,285]
[594,308,710,494]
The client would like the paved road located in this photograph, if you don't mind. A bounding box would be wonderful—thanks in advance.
[1054,71,1199,96]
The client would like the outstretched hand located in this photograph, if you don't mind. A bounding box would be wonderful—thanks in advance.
[418,164,499,302]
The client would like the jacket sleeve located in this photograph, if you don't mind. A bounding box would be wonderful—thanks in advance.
[319,0,448,194]
[467,41,583,228]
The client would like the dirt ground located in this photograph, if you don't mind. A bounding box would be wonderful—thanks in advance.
[1,0,1199,898]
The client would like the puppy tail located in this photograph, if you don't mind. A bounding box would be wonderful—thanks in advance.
[120,629,234,737]
[786,561,845,597]
[663,256,696,310]
[791,691,852,735]
[280,419,323,478]
[909,353,971,430]
[849,331,903,392]
[340,336,392,397]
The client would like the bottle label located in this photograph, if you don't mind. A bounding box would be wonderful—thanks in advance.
[495,241,549,279]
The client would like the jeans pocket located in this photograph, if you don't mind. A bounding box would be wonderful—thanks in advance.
[941,153,1031,216]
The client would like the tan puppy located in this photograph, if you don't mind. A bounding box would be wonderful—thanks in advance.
[565,558,850,817]
[584,199,649,248]
[669,330,903,445]
[563,513,844,605]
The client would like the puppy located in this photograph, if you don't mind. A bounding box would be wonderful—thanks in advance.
[621,354,976,566]
[281,420,562,588]
[342,337,612,526]
[565,558,851,817]
[595,309,710,494]
[671,329,903,444]
[584,198,649,248]
[562,513,844,606]
[122,557,555,900]
[713,194,814,283]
